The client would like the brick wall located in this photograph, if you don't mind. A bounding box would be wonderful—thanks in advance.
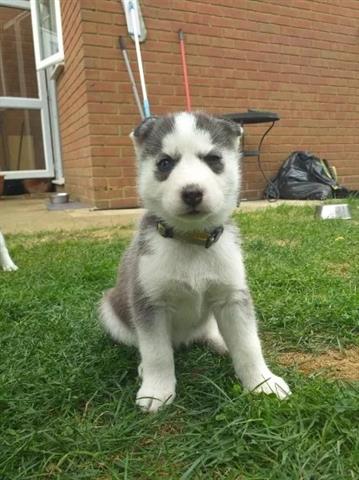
[57,0,94,204]
[57,0,359,207]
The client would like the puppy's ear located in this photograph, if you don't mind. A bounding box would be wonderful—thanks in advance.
[214,118,243,150]
[130,116,158,146]
[216,118,243,139]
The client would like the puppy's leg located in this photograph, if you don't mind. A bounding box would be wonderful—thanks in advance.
[191,315,228,355]
[0,233,18,271]
[136,311,176,412]
[214,290,291,400]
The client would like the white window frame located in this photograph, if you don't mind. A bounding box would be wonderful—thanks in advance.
[30,0,64,70]
[0,0,54,179]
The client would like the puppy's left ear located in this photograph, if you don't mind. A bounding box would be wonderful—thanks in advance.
[216,118,243,150]
[130,116,158,146]
[217,118,243,138]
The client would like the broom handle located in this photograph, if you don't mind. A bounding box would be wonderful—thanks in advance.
[178,30,191,112]
[119,36,144,119]
[129,1,151,117]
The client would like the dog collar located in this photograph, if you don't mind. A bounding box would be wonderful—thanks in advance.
[156,221,224,249]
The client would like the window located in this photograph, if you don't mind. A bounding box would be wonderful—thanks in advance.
[30,0,63,70]
[0,1,55,179]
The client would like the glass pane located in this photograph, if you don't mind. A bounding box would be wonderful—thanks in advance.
[37,0,59,60]
[0,109,45,171]
[0,6,38,98]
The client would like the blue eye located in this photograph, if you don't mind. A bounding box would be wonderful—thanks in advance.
[157,155,175,173]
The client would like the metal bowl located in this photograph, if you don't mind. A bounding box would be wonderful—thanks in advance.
[315,204,351,220]
[50,192,69,205]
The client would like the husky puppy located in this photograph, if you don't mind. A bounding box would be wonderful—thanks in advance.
[0,232,18,271]
[100,112,290,412]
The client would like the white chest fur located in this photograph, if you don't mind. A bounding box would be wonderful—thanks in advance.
[139,228,247,307]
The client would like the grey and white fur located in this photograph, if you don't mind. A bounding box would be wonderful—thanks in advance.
[99,112,291,412]
[0,231,18,271]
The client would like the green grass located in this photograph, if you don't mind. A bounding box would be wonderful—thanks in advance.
[1,202,358,479]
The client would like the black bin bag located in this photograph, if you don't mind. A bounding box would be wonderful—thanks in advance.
[265,151,347,200]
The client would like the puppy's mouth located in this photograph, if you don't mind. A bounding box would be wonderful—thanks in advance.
[179,208,209,218]
[186,209,202,215]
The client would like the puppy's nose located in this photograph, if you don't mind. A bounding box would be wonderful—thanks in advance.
[181,185,203,207]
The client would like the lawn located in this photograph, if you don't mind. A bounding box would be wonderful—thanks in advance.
[1,202,358,479]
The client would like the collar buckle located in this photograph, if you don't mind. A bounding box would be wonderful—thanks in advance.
[157,222,173,238]
[205,226,224,248]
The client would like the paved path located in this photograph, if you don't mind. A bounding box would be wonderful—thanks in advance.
[0,197,319,234]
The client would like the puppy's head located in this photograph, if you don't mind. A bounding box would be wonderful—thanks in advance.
[131,112,242,231]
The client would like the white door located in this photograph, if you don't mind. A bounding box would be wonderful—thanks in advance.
[0,0,54,179]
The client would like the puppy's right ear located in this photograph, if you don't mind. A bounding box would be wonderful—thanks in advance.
[130,116,158,146]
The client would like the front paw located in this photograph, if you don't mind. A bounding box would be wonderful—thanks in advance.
[243,371,291,400]
[136,379,176,413]
[2,260,18,271]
